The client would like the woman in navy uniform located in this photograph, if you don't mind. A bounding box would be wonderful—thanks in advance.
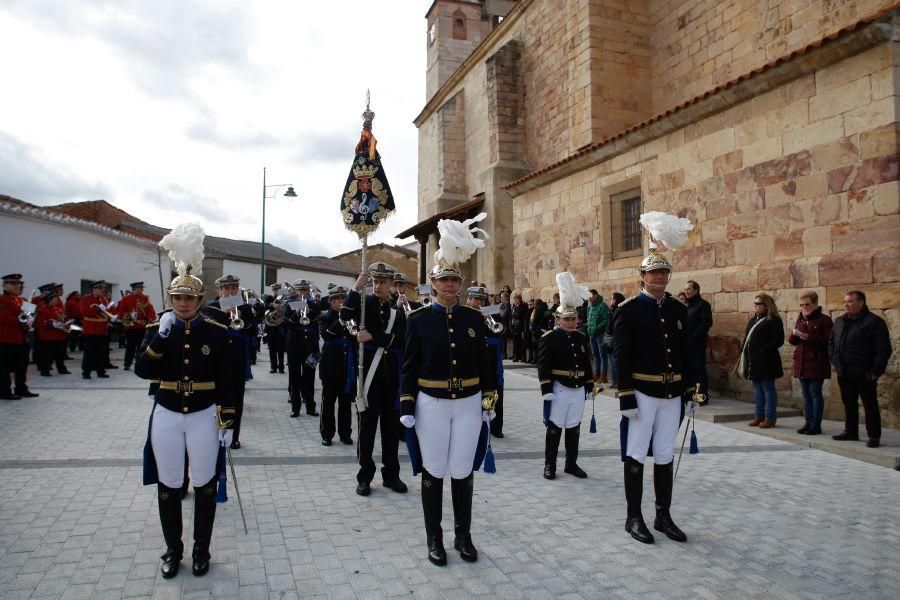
[318,286,355,446]
[135,226,234,578]
[538,272,593,480]
[400,214,497,566]
[614,247,700,545]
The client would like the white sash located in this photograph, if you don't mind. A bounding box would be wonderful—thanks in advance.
[363,307,397,400]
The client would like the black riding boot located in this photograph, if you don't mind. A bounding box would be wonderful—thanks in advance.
[191,477,218,576]
[157,484,183,578]
[624,457,654,544]
[653,462,687,542]
[421,469,446,566]
[451,474,477,562]
[563,425,587,478]
[543,424,562,479]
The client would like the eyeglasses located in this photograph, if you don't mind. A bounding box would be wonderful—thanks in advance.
[753,302,765,305]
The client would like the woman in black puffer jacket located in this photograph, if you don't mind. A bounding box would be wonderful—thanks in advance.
[737,293,784,428]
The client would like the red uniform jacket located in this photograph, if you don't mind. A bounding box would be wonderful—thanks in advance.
[117,293,157,330]
[0,294,27,344]
[80,294,111,337]
[65,296,82,320]
[36,302,68,341]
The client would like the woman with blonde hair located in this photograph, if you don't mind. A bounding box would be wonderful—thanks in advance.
[737,293,785,428]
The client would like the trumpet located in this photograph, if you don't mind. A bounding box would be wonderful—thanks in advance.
[397,295,413,316]
[298,303,310,326]
[420,296,432,307]
[485,314,504,334]
[340,318,359,335]
[229,307,244,330]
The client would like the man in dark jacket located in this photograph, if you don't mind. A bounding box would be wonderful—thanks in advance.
[828,290,892,448]
[683,281,713,403]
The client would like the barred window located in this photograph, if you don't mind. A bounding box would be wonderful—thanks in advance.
[610,189,642,259]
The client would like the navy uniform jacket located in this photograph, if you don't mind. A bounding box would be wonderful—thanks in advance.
[284,296,321,356]
[484,312,506,388]
[205,302,253,380]
[345,290,404,391]
[613,290,694,411]
[538,327,593,395]
[318,306,356,389]
[134,314,233,421]
[400,302,497,416]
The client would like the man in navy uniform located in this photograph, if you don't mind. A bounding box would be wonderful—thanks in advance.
[392,272,422,312]
[206,274,254,449]
[264,282,287,374]
[466,285,506,438]
[318,286,355,446]
[538,273,593,480]
[346,262,407,496]
[285,279,320,417]
[614,248,700,545]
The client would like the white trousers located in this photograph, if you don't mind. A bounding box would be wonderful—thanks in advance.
[151,404,219,488]
[415,391,482,479]
[550,381,586,429]
[625,391,681,465]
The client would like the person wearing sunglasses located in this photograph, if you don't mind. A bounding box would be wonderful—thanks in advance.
[737,293,784,428]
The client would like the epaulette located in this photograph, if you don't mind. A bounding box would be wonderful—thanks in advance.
[541,329,554,338]
[147,322,160,329]
[204,305,227,315]
[407,305,429,317]
[203,317,228,330]
[617,296,636,308]
[461,305,482,313]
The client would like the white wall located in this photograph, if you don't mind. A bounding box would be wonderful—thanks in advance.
[222,259,265,292]
[0,213,167,304]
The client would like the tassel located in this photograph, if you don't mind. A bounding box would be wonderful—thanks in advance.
[689,422,699,455]
[216,474,228,503]
[589,414,597,434]
[483,440,496,474]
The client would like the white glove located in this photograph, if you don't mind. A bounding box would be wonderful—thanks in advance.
[26,315,35,328]
[542,393,554,402]
[621,408,639,420]
[400,415,416,428]
[108,301,117,310]
[158,312,177,338]
[51,320,63,329]
[109,315,119,322]
[218,429,234,447]
[98,304,107,312]
[482,410,495,422]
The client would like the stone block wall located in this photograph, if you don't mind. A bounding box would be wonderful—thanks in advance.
[513,41,899,426]
[649,0,896,114]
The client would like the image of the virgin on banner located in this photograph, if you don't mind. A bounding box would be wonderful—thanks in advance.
[341,100,395,236]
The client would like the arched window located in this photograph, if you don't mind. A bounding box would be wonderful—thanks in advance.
[452,10,467,40]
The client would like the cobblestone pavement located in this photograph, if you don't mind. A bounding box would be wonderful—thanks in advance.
[1,350,897,599]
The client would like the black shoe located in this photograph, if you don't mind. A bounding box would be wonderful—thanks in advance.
[124,366,131,371]
[160,549,181,579]
[796,426,809,434]
[97,373,109,378]
[269,369,277,374]
[40,371,52,377]
[0,393,21,401]
[564,464,587,478]
[58,369,71,375]
[428,537,447,566]
[106,364,119,369]
[230,441,241,450]
[356,482,371,496]
[654,511,687,542]
[832,431,859,441]
[322,439,332,446]
[17,390,39,398]
[625,516,655,544]
[491,432,504,438]
[805,427,822,435]
[543,464,556,480]
[307,410,320,417]
[290,412,299,418]
[192,553,210,577]
[454,535,478,562]
[278,369,285,374]
[384,479,408,493]
[65,355,74,360]
[866,438,880,448]
[340,437,353,445]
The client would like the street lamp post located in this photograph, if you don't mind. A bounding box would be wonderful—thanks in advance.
[260,166,297,293]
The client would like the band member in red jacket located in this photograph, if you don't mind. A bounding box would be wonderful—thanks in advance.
[79,280,117,379]
[118,282,157,371]
[65,291,83,352]
[1,274,38,399]
[35,288,71,376]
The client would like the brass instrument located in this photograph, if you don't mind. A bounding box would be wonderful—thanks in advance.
[481,304,504,334]
[18,290,38,324]
[298,303,310,326]
[229,307,244,330]
[340,318,359,335]
[122,311,136,327]
[60,319,83,333]
[263,296,285,327]
[397,295,413,316]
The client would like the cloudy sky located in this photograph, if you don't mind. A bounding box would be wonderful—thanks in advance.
[0,0,433,257]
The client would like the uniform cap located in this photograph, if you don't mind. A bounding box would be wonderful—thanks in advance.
[327,286,348,298]
[393,272,408,284]
[91,280,107,289]
[130,282,144,289]
[466,286,489,299]
[1,274,23,283]
[215,274,240,286]
[292,279,311,289]
[368,262,396,279]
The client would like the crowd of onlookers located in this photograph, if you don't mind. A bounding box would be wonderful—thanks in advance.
[488,283,892,449]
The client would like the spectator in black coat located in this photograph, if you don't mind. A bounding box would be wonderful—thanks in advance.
[603,292,625,387]
[828,290,892,448]
[529,299,549,364]
[683,280,713,401]
[737,293,784,429]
